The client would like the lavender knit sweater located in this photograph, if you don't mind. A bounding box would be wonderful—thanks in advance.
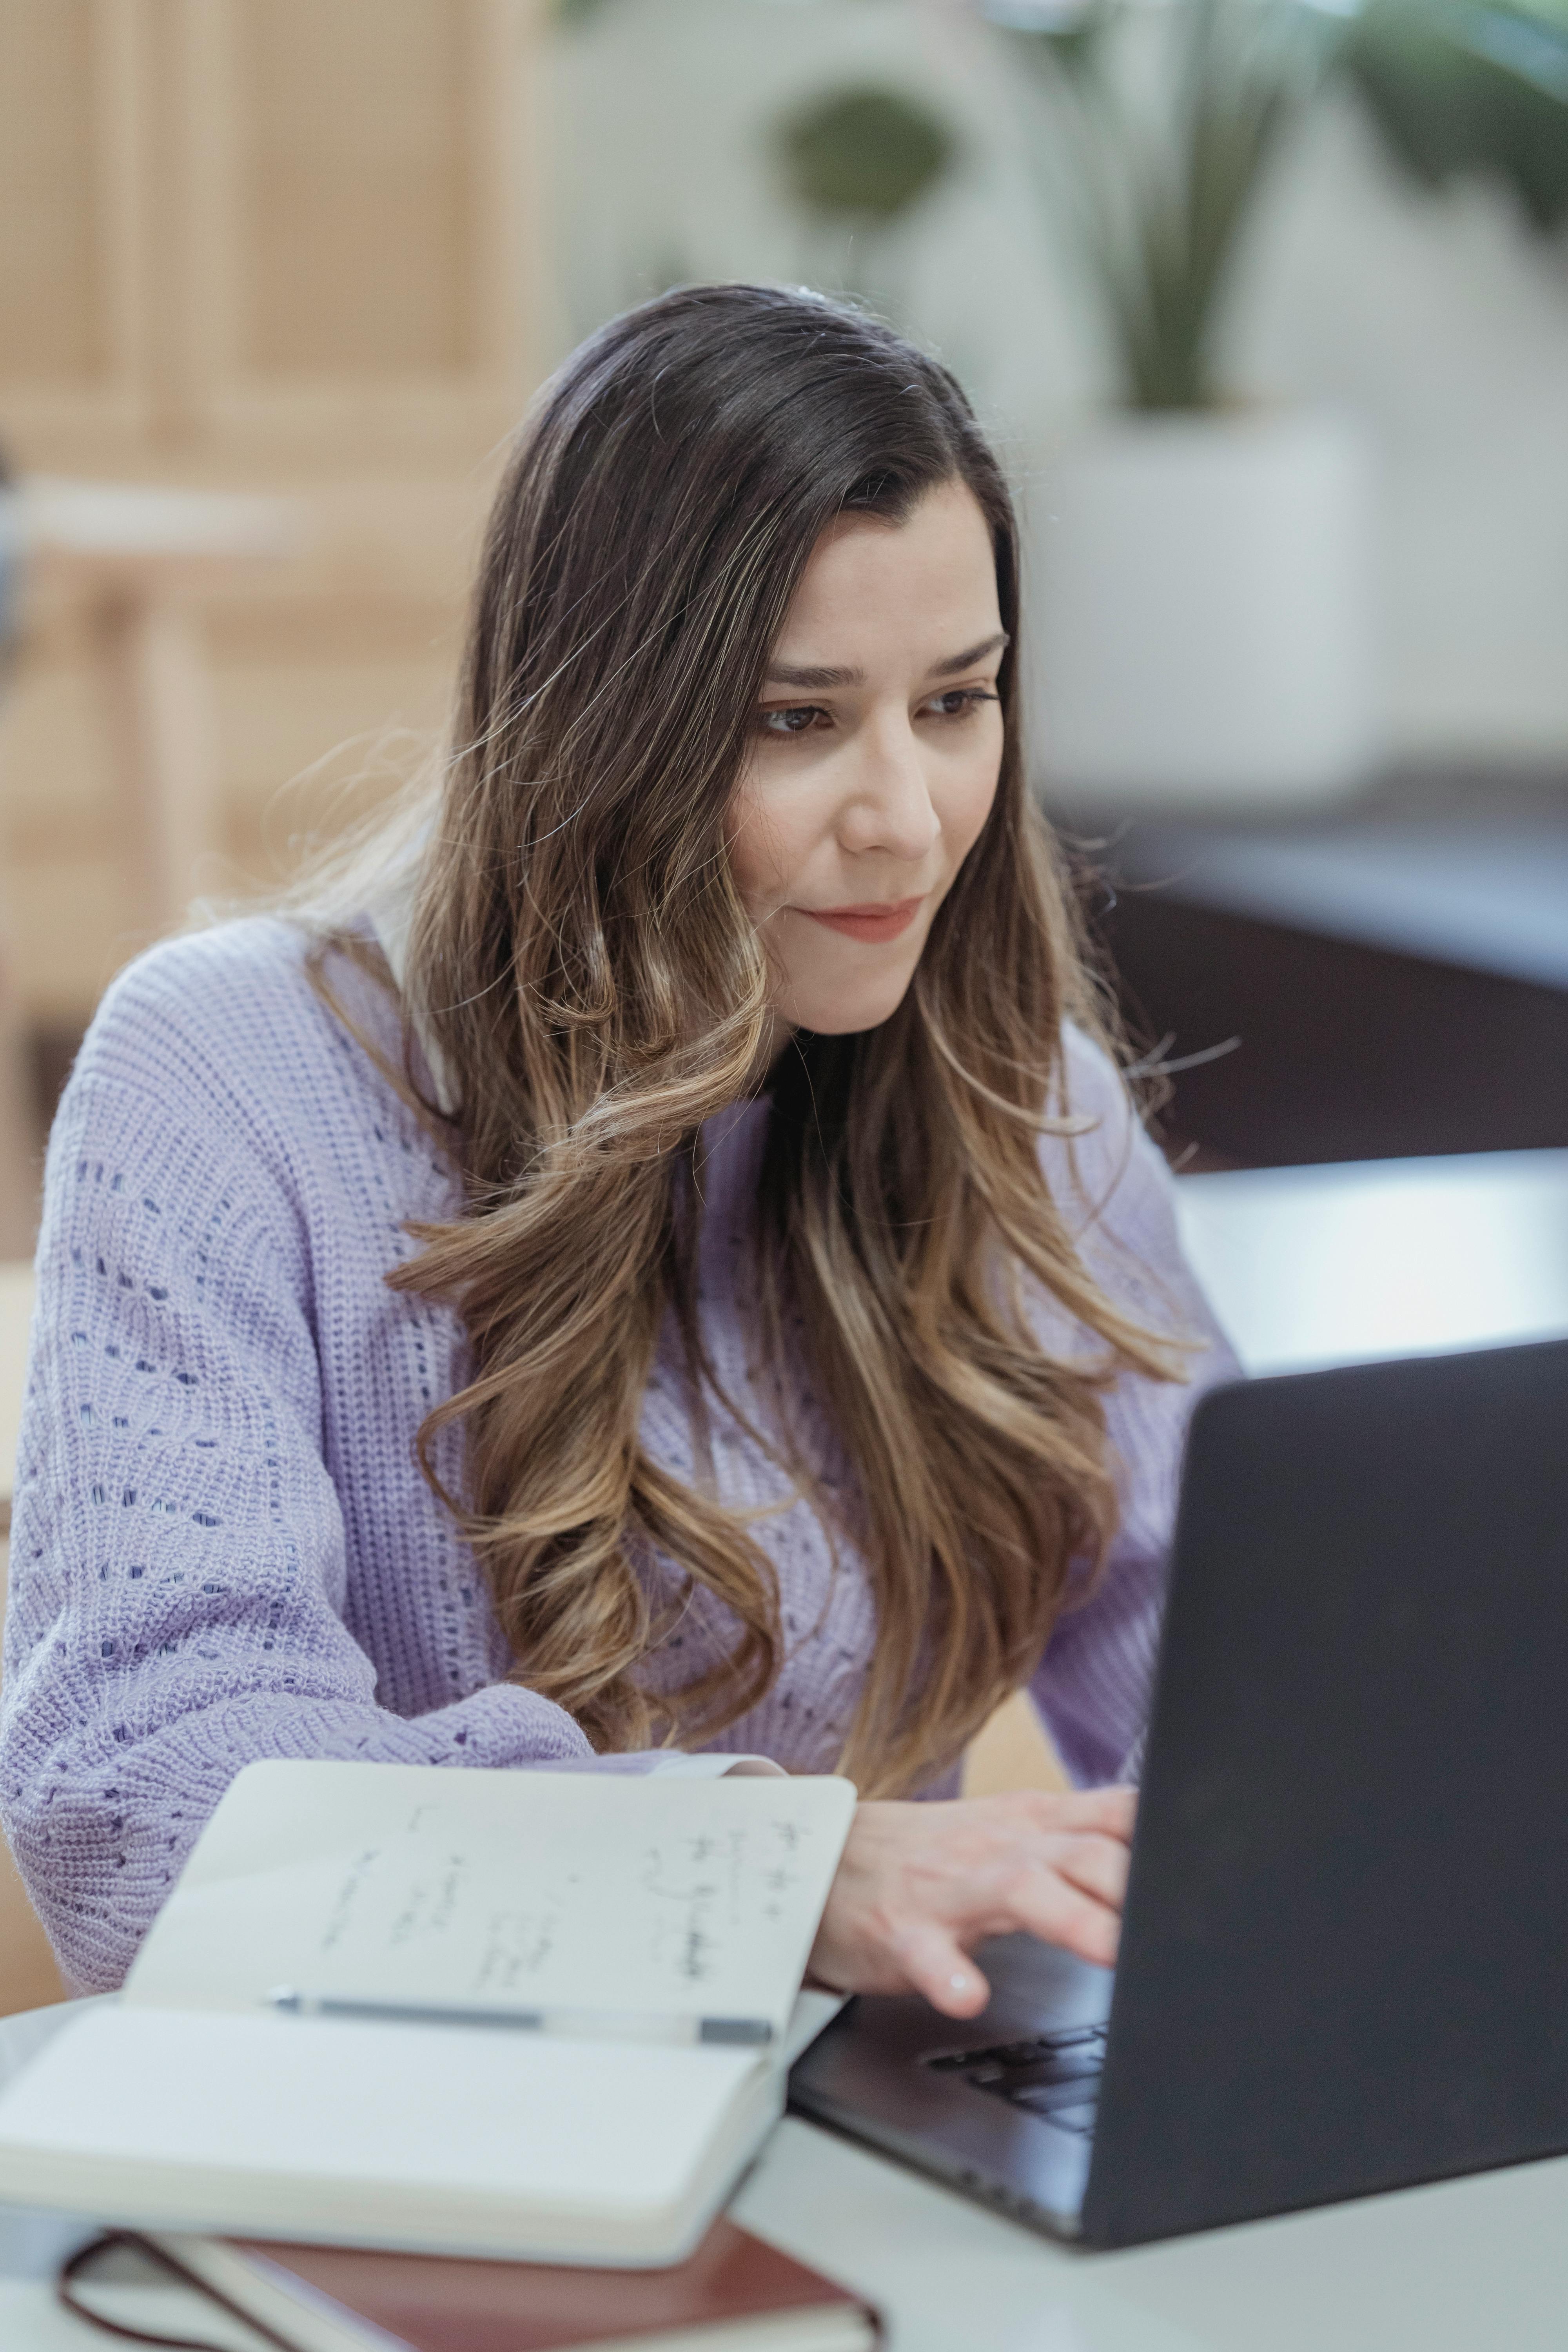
[0,918,1236,1992]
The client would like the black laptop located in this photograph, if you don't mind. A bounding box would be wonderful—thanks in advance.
[789,1338,1568,2248]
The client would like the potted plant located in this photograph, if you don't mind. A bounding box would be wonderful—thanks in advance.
[986,0,1568,811]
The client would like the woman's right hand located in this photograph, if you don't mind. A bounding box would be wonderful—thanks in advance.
[808,1787,1136,2020]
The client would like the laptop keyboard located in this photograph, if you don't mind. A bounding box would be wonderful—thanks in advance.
[924,2021,1107,2138]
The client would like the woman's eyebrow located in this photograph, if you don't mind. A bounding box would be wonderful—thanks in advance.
[927,630,1009,679]
[762,630,1010,693]
[764,659,863,689]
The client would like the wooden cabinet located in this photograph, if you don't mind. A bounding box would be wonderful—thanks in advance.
[0,0,542,1025]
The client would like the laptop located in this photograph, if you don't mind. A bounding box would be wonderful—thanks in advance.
[789,1338,1568,2248]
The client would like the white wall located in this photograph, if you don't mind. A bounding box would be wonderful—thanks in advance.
[547,0,1568,768]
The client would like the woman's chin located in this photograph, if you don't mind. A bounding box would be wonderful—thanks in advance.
[784,975,917,1037]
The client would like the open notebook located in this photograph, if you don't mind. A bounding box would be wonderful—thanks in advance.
[0,1760,855,2265]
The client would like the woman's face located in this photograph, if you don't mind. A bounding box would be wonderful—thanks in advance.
[728,478,1006,1038]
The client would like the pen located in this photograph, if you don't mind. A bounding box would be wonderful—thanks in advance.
[265,1987,775,2047]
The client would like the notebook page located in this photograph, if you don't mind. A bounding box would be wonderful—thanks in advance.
[0,2005,764,2256]
[126,1760,856,2033]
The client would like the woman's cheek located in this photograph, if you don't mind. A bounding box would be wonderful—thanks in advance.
[726,782,790,917]
[949,739,1003,858]
[731,777,836,922]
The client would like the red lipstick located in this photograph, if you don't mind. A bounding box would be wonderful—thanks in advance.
[799,896,924,945]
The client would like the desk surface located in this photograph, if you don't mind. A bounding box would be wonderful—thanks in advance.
[5,2112,1568,2352]
[1176,1146,1568,1375]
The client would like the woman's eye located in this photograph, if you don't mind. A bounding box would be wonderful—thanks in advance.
[757,704,827,737]
[926,688,998,721]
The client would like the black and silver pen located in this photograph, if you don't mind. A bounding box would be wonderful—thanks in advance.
[265,1987,774,2047]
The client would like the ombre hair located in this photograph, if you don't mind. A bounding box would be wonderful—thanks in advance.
[308,285,1178,1797]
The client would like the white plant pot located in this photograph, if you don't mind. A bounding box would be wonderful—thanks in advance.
[1029,410,1381,812]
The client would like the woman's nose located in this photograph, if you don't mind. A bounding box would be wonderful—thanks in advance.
[838,718,941,862]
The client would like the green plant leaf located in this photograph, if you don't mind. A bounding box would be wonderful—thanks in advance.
[1342,0,1568,229]
[990,0,1332,410]
[774,83,960,223]
[550,0,624,28]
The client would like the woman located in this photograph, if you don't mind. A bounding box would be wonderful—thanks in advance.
[0,285,1234,2012]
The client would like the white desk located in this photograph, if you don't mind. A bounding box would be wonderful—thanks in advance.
[1176,1146,1568,1375]
[4,2111,1568,2352]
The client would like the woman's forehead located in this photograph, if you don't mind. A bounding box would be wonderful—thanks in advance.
[771,483,1001,673]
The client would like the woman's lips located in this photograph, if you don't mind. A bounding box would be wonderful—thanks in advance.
[799,896,924,944]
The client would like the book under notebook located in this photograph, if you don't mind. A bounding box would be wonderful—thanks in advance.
[0,1760,856,2266]
[143,2216,882,2352]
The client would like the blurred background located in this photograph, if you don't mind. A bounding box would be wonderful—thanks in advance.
[0,0,1566,1206]
[2,0,1568,1184]
[2,0,1568,2005]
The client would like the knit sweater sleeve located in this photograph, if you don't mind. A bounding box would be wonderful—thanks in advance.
[1026,1031,1241,1788]
[0,955,604,1994]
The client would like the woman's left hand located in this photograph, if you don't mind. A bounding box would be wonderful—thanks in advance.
[808,1788,1136,2019]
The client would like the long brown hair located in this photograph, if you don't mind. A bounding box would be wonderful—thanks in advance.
[320,285,1178,1796]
